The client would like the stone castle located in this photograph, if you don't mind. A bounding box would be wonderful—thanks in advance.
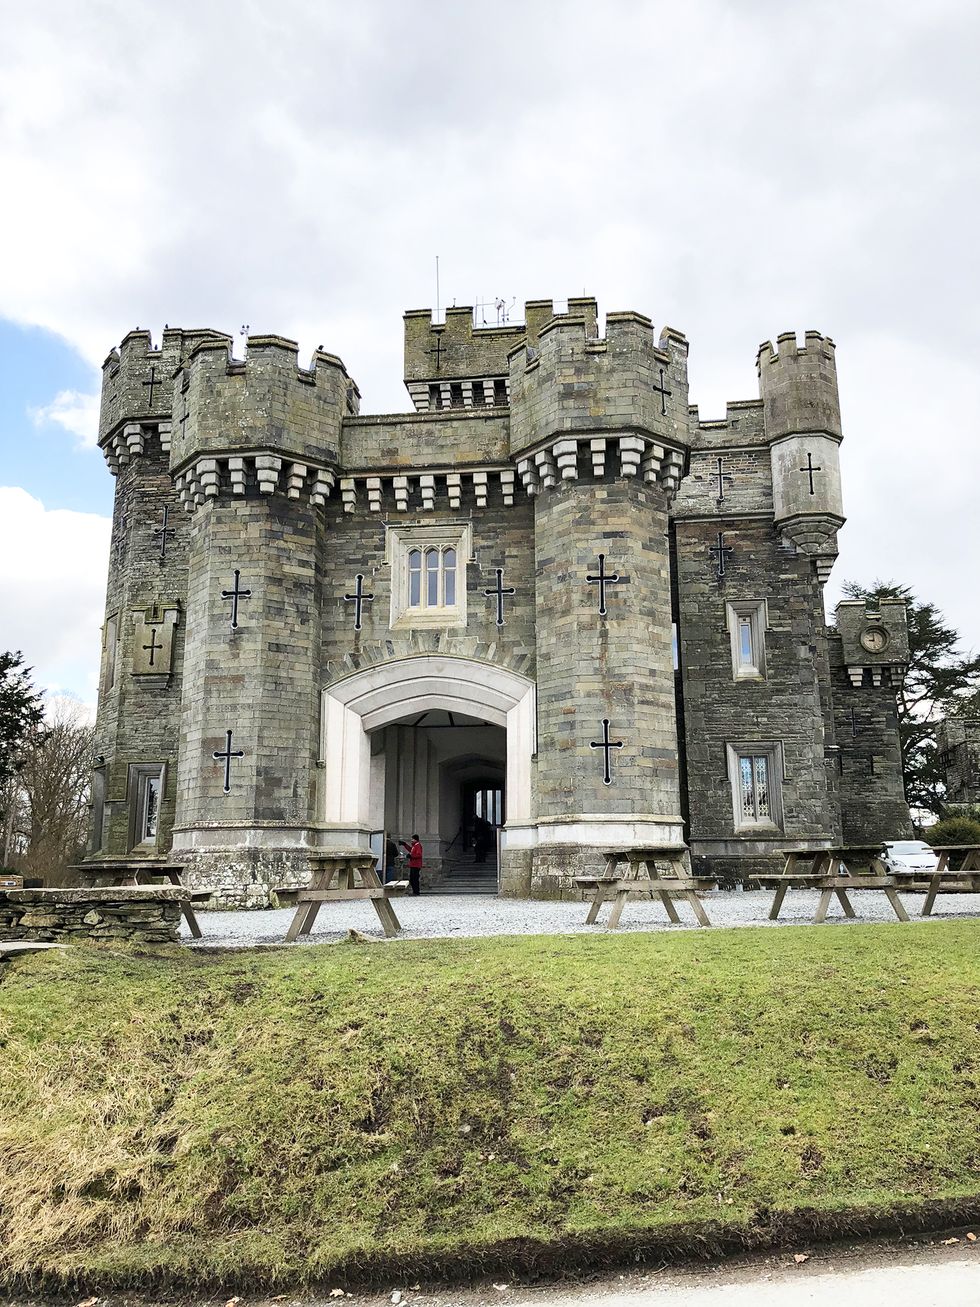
[87,297,913,902]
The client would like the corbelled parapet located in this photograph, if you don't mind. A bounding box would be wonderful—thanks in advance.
[834,600,910,687]
[170,334,359,513]
[98,327,231,473]
[508,310,690,501]
[760,331,844,582]
[403,298,598,412]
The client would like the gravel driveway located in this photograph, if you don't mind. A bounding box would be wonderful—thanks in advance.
[182,888,980,948]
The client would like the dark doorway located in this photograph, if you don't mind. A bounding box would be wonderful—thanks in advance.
[461,778,505,857]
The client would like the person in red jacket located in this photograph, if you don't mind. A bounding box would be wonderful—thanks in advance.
[400,833,423,896]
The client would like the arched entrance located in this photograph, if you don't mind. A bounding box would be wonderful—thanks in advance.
[319,657,535,866]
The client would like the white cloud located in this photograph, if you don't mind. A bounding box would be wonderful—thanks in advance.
[0,0,977,653]
[0,487,110,708]
[29,389,100,449]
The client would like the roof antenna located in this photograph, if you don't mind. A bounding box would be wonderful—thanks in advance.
[435,255,441,322]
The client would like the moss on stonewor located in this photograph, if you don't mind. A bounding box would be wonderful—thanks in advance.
[2,923,980,1290]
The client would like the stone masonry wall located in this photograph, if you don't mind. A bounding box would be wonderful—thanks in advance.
[341,410,510,470]
[92,425,186,858]
[319,489,537,678]
[0,888,185,944]
[175,489,322,831]
[830,636,913,844]
[533,477,681,824]
[675,516,841,877]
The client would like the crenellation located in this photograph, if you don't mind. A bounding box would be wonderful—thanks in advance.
[84,296,911,901]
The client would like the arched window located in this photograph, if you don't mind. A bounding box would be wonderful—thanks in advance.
[410,545,459,611]
[408,549,422,606]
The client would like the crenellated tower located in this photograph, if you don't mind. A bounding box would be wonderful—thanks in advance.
[508,306,691,885]
[168,334,359,899]
[90,328,228,862]
[758,331,844,584]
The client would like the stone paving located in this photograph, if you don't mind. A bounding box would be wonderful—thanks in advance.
[182,889,980,948]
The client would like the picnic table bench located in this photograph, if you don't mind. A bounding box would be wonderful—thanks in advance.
[279,851,410,942]
[68,859,208,938]
[576,847,710,929]
[749,847,910,923]
[889,844,980,916]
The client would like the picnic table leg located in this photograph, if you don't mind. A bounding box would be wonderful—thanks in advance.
[922,876,939,917]
[814,888,834,923]
[834,888,856,919]
[769,883,788,920]
[284,900,318,943]
[884,887,910,922]
[371,896,402,938]
[585,886,607,925]
[685,890,711,927]
[657,887,682,924]
[180,902,204,939]
[606,889,630,929]
[361,864,403,938]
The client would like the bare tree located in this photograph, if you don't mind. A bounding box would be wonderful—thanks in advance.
[10,698,94,885]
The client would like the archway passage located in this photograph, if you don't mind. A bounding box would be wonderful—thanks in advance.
[320,656,535,892]
[373,709,505,892]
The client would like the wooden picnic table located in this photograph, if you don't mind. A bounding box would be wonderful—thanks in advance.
[69,859,206,938]
[576,847,710,929]
[889,844,980,916]
[280,851,409,942]
[749,847,909,924]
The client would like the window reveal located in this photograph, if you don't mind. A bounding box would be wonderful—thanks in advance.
[140,774,161,841]
[737,616,754,667]
[127,763,165,851]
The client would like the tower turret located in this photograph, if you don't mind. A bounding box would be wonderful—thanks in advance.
[169,334,358,511]
[758,331,844,582]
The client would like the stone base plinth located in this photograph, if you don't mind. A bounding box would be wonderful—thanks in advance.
[0,887,186,944]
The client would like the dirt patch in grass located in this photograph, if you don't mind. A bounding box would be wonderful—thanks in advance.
[2,923,980,1290]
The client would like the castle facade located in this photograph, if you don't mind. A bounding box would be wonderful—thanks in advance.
[88,298,912,902]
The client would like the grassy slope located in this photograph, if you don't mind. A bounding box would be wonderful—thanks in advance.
[2,924,980,1289]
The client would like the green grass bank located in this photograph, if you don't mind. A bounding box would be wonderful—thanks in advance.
[2,923,980,1291]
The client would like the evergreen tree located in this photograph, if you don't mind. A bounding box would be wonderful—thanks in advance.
[0,653,45,867]
[0,652,44,791]
[841,582,980,818]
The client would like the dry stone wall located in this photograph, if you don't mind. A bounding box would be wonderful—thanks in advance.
[0,888,185,944]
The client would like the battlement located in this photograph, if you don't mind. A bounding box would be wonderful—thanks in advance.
[403,297,600,411]
[99,327,232,443]
[756,329,836,368]
[512,310,687,368]
[508,307,690,459]
[169,331,358,471]
[756,329,841,441]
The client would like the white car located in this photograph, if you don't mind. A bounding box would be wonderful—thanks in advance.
[880,840,940,873]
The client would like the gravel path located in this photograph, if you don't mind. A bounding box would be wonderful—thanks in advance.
[182,888,980,948]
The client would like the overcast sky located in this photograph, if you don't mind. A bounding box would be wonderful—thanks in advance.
[0,0,978,707]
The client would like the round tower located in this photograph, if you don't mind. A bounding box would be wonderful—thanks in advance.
[508,308,691,889]
[758,331,845,583]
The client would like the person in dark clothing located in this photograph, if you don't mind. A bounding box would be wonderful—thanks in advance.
[473,815,493,864]
[400,834,423,895]
[384,836,399,884]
